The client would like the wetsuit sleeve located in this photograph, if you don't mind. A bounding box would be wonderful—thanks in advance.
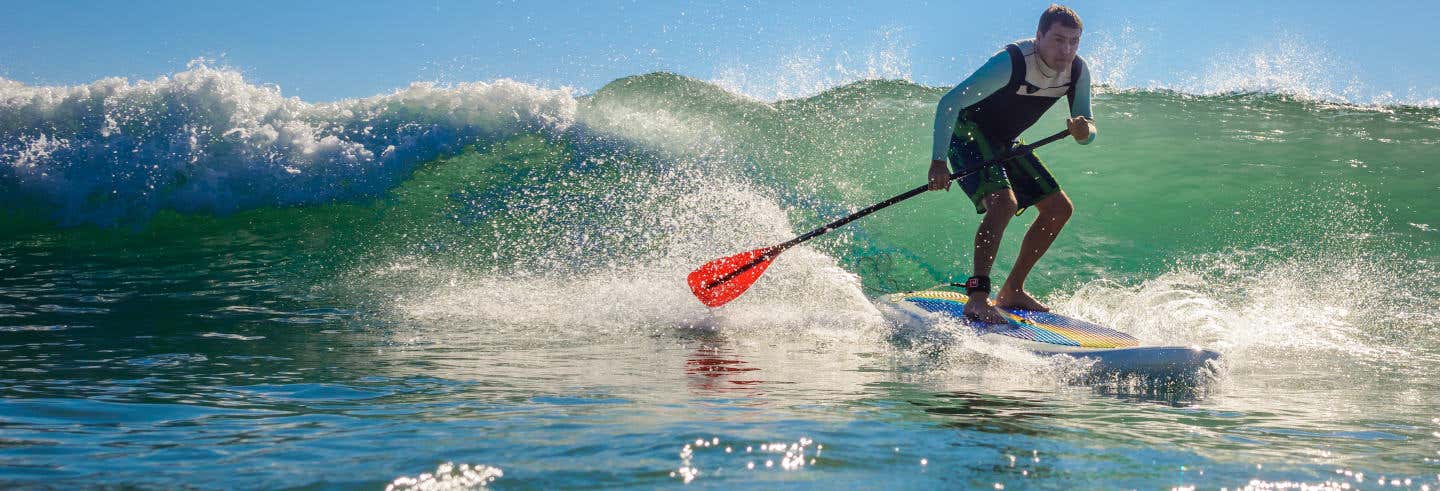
[1069,62,1097,145]
[932,50,1011,162]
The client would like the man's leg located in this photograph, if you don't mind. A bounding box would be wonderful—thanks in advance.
[963,190,1018,323]
[996,191,1073,311]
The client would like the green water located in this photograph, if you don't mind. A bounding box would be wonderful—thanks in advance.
[1,72,1437,489]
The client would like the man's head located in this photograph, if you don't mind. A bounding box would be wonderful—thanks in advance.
[1035,4,1082,71]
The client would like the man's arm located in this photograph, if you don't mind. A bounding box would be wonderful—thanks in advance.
[929,50,1011,191]
[931,51,1012,162]
[1068,62,1097,144]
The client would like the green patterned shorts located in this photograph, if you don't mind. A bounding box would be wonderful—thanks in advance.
[947,119,1062,214]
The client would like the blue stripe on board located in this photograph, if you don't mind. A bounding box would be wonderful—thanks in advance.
[1009,322,1079,346]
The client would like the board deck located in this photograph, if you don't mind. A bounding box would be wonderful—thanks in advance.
[892,290,1139,349]
[877,290,1221,378]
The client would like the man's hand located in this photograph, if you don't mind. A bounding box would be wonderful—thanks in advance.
[1067,116,1093,143]
[928,159,951,191]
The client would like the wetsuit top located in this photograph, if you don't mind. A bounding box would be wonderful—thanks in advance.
[931,39,1095,162]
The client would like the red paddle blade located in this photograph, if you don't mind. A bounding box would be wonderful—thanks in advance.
[687,247,778,308]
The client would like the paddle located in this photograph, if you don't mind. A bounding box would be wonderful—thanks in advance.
[687,128,1074,308]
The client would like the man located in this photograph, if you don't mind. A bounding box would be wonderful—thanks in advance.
[927,4,1097,323]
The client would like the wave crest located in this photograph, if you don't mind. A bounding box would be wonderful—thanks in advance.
[0,63,576,225]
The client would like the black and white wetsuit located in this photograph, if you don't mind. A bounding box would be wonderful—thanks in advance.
[930,39,1095,213]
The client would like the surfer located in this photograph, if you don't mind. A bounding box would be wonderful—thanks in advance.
[927,4,1097,323]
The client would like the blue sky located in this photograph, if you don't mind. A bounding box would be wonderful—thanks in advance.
[1,0,1435,104]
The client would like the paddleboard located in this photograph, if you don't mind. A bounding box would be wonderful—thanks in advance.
[876,290,1221,379]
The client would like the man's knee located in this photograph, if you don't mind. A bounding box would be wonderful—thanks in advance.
[1037,192,1073,221]
[982,191,1018,217]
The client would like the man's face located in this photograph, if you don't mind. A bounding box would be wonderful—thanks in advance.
[1035,23,1082,70]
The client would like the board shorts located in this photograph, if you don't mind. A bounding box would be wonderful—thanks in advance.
[947,118,1062,214]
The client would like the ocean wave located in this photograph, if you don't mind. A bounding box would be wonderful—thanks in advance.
[0,62,576,226]
[3,60,1435,229]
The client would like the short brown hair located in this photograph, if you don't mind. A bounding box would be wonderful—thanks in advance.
[1038,4,1082,35]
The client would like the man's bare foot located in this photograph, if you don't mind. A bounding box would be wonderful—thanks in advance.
[963,296,1009,324]
[995,288,1049,312]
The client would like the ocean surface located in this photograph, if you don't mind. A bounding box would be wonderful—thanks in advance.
[1,65,1437,489]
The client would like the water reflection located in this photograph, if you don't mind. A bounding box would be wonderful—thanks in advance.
[685,345,766,397]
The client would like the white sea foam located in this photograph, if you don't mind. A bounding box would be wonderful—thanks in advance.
[710,26,913,102]
[384,164,883,339]
[1090,30,1438,109]
[1054,245,1438,370]
[1085,22,1147,89]
[0,61,577,225]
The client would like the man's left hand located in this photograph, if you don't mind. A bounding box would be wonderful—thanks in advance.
[1066,116,1093,143]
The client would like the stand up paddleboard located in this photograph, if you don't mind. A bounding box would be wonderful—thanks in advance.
[876,290,1221,379]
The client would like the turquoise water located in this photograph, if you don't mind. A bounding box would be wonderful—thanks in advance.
[1,67,1438,489]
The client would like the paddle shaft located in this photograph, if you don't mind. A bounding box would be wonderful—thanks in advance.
[704,128,1073,289]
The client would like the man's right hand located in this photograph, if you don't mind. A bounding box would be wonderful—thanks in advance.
[928,159,951,191]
